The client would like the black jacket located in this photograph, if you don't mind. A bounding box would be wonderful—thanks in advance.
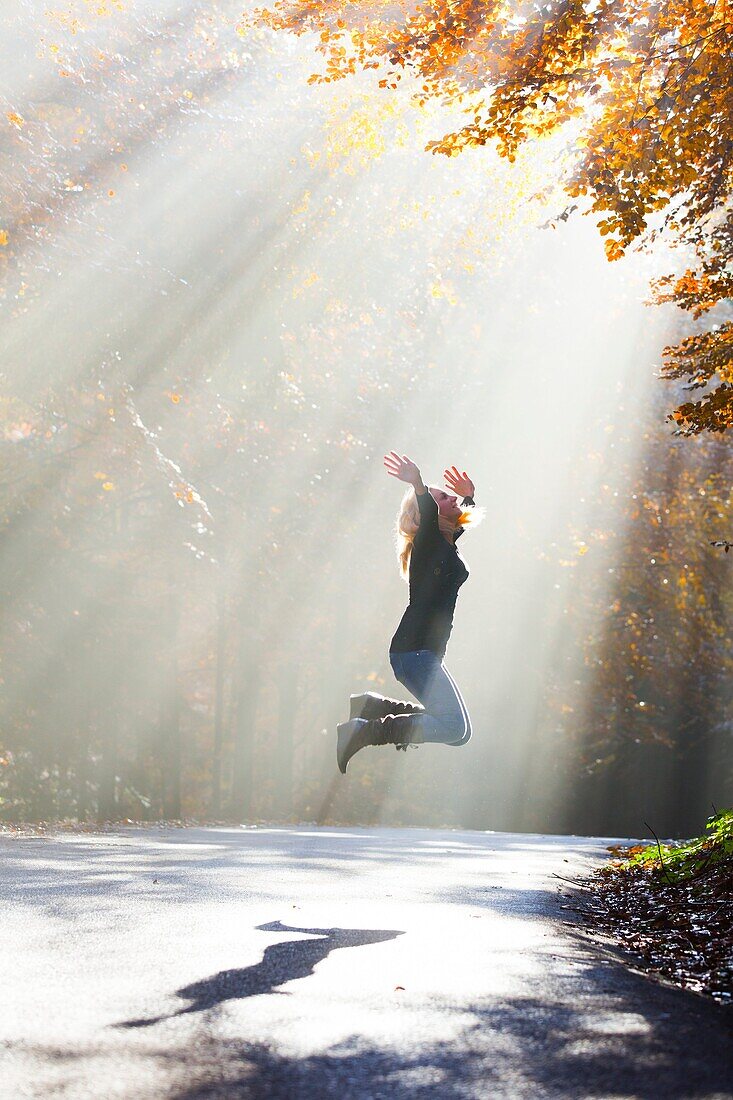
[389,490,473,659]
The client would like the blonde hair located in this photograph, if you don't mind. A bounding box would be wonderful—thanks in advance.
[394,486,485,581]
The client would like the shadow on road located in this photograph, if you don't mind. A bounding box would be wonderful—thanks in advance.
[116,921,404,1028]
[19,963,733,1100]
[164,980,733,1099]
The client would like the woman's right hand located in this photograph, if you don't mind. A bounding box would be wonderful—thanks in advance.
[383,451,421,486]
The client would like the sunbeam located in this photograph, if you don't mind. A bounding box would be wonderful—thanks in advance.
[1,0,730,834]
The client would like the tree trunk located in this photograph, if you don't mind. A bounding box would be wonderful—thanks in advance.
[211,590,226,818]
[98,706,118,822]
[276,657,298,820]
[163,592,181,819]
[231,615,261,821]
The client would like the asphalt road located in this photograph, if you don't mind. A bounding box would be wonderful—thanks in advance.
[2,826,731,1099]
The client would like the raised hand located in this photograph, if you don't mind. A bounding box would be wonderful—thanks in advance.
[444,466,475,499]
[383,451,422,486]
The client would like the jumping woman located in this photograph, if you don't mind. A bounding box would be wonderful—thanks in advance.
[337,452,482,773]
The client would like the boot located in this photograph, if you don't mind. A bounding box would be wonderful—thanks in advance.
[349,691,425,721]
[337,713,425,774]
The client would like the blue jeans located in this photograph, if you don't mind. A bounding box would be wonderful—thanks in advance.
[389,649,472,746]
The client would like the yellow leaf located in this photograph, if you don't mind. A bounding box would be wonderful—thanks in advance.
[292,190,311,216]
[102,481,115,491]
[604,239,625,262]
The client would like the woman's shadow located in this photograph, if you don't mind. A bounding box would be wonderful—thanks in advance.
[117,920,404,1028]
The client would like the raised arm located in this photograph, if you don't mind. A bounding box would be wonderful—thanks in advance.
[383,451,425,494]
[383,451,440,540]
[444,466,476,507]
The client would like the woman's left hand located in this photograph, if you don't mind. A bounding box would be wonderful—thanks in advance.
[444,466,475,499]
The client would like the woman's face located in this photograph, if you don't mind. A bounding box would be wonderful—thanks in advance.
[429,487,461,521]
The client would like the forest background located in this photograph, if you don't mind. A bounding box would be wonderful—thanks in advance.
[1,0,731,836]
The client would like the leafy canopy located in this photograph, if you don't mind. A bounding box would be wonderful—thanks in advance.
[255,0,733,434]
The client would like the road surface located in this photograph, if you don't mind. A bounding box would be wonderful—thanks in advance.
[3,826,731,1098]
